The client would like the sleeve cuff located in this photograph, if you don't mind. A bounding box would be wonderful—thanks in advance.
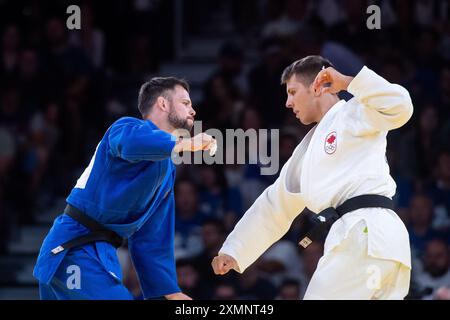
[219,246,243,273]
[347,65,373,97]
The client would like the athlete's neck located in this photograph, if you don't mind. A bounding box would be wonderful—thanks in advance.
[145,113,175,134]
[316,94,340,123]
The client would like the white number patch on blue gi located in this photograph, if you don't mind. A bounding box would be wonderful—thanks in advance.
[66,265,81,290]
[74,143,100,189]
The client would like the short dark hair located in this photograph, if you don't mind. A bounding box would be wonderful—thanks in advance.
[138,77,189,117]
[280,55,335,86]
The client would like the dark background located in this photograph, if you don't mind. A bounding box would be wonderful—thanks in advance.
[0,0,449,300]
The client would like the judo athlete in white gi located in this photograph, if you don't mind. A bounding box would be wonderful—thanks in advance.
[212,56,414,300]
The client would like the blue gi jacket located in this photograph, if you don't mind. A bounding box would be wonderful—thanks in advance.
[33,117,180,298]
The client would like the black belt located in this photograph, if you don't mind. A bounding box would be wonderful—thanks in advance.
[51,204,124,255]
[298,194,394,249]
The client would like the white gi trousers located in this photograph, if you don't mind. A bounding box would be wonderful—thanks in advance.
[304,219,411,300]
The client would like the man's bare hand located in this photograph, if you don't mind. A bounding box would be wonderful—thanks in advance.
[173,133,216,153]
[312,67,354,95]
[211,254,239,275]
[164,292,193,300]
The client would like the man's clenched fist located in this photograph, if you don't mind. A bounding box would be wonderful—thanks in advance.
[211,254,239,275]
[173,133,216,153]
[312,66,354,95]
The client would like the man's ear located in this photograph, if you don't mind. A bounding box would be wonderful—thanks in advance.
[310,82,321,97]
[156,96,168,112]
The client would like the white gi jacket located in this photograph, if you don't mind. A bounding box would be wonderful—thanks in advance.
[219,66,414,273]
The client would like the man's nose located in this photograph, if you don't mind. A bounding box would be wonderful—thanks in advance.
[190,107,196,117]
[286,99,292,109]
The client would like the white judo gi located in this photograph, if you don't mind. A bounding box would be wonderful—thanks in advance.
[219,66,414,299]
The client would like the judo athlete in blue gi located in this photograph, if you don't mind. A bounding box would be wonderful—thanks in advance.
[33,77,216,300]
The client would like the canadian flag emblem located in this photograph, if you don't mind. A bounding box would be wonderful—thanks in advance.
[324,131,337,154]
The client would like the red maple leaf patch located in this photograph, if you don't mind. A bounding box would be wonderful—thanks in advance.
[326,135,336,144]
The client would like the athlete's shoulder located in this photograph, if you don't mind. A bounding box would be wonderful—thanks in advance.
[111,116,144,126]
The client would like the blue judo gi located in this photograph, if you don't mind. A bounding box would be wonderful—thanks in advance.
[33,117,181,299]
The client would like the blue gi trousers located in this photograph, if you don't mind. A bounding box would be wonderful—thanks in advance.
[38,245,134,300]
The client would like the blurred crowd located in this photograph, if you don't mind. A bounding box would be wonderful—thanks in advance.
[1,0,450,300]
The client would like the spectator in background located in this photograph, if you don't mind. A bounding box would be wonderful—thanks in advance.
[413,239,450,299]
[0,84,23,127]
[299,241,324,298]
[379,57,411,88]
[236,263,277,300]
[174,180,207,259]
[437,66,450,114]
[399,104,441,180]
[385,144,414,222]
[199,165,243,230]
[197,165,242,222]
[192,218,237,287]
[17,48,44,112]
[258,240,302,288]
[0,25,21,78]
[413,0,448,29]
[223,145,269,213]
[407,194,445,258]
[26,102,60,210]
[128,33,158,77]
[261,0,313,39]
[42,17,92,94]
[248,38,288,126]
[176,258,209,299]
[278,132,298,167]
[410,30,441,101]
[59,81,86,174]
[314,0,346,28]
[200,72,244,130]
[239,107,270,166]
[0,124,16,253]
[235,107,275,186]
[1,84,36,226]
[327,0,373,56]
[433,286,450,300]
[212,281,239,300]
[117,243,143,300]
[276,278,302,300]
[69,3,104,69]
[428,150,450,228]
[213,41,245,91]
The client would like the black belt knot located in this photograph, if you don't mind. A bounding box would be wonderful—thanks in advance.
[298,194,395,249]
[51,204,124,255]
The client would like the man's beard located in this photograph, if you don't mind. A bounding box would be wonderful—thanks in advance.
[167,102,193,130]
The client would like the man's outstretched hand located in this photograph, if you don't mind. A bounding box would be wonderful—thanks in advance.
[173,133,216,154]
[211,254,239,275]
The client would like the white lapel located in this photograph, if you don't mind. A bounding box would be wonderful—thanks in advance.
[284,126,317,194]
